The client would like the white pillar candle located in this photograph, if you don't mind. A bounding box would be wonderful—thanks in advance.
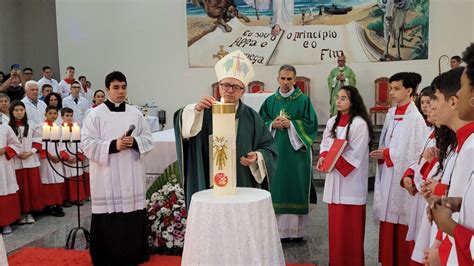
[50,124,60,141]
[212,102,236,196]
[42,123,51,140]
[71,123,81,141]
[62,125,71,141]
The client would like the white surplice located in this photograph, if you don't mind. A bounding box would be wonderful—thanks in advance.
[450,171,474,265]
[373,102,429,225]
[406,127,435,242]
[321,116,370,205]
[81,103,153,214]
[0,124,21,196]
[440,132,474,265]
[39,140,65,184]
[412,149,457,262]
[12,125,41,170]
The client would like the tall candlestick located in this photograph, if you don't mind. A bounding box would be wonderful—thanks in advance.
[50,124,60,141]
[212,102,236,196]
[42,123,51,140]
[71,123,81,141]
[62,125,71,141]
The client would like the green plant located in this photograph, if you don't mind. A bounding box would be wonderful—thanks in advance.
[146,160,181,200]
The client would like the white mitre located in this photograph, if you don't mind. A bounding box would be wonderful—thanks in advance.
[214,50,254,87]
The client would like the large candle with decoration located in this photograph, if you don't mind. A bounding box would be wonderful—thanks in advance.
[212,101,236,196]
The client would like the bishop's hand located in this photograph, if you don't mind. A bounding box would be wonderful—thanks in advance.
[195,96,215,112]
[240,151,257,167]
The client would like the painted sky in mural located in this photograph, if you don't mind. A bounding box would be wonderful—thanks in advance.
[187,0,429,67]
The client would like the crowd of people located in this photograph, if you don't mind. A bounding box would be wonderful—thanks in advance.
[0,65,106,235]
[1,43,473,266]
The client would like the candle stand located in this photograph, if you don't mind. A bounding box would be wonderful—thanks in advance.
[42,137,90,249]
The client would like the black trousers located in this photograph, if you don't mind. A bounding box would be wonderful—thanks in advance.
[90,209,150,266]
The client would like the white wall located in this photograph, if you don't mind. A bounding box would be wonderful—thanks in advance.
[56,0,474,128]
[0,0,60,80]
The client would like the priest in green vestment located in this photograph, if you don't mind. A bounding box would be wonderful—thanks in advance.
[327,55,356,117]
[259,65,318,240]
[174,50,278,208]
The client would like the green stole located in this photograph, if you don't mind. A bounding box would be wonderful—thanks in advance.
[174,101,278,208]
[259,87,318,215]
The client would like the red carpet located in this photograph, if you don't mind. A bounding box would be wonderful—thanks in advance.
[8,247,315,266]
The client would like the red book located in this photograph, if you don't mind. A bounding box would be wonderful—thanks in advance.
[321,139,348,172]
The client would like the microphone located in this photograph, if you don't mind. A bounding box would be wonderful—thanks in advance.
[125,125,136,136]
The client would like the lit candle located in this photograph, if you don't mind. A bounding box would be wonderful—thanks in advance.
[71,123,81,141]
[212,102,236,197]
[62,125,71,141]
[50,124,60,141]
[42,122,51,140]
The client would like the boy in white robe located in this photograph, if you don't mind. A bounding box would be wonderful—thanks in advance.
[370,72,428,265]
[82,71,153,266]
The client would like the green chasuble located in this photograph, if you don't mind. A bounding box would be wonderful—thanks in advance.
[259,87,318,215]
[327,66,356,117]
[174,101,278,208]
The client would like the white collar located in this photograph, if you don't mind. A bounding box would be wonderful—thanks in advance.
[279,88,295,98]
[109,99,124,107]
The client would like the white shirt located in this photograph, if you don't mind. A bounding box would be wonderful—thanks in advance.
[62,95,91,126]
[21,97,47,129]
[37,77,60,94]
[58,79,84,99]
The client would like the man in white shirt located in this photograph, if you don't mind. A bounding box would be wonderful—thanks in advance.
[37,66,60,94]
[21,80,47,128]
[62,81,90,125]
[58,66,82,98]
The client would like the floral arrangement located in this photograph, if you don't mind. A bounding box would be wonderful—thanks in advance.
[146,172,187,254]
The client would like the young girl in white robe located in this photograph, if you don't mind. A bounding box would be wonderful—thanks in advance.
[0,123,21,234]
[318,86,374,266]
[370,72,428,265]
[9,100,44,224]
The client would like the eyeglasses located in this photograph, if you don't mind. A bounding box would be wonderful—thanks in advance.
[219,83,244,91]
[71,86,81,89]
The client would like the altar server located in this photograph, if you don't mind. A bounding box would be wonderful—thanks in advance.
[0,122,21,234]
[82,71,153,266]
[317,85,374,266]
[426,44,474,266]
[9,100,44,224]
[370,72,429,265]
[39,106,66,217]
